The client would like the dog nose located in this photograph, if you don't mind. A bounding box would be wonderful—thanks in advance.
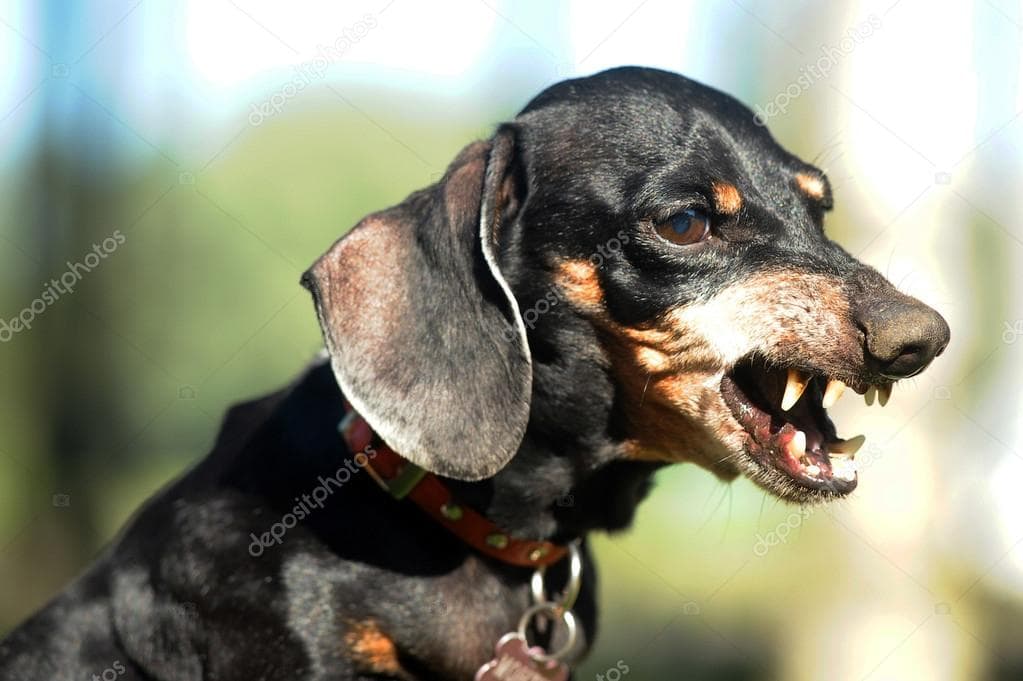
[856,297,950,379]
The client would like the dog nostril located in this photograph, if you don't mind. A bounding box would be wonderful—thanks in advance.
[897,343,926,362]
[857,298,950,380]
[881,344,930,379]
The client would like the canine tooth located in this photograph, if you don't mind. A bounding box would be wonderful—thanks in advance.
[830,435,865,455]
[878,384,891,407]
[786,430,807,459]
[821,379,846,409]
[805,464,821,477]
[831,455,858,482]
[781,369,810,411]
[864,385,877,406]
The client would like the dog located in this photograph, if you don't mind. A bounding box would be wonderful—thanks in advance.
[0,66,949,680]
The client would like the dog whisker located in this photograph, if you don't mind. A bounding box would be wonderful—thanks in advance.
[639,372,652,407]
[719,485,734,543]
[715,451,745,464]
[697,483,726,532]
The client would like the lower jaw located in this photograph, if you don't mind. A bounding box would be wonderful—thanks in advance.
[719,375,858,497]
[740,442,858,497]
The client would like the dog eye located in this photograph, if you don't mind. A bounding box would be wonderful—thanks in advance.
[654,208,711,246]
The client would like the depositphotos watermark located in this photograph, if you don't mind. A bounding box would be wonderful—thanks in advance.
[752,505,815,557]
[596,660,631,681]
[753,14,882,125]
[249,14,378,126]
[90,660,126,681]
[0,230,126,343]
[502,230,629,342]
[248,445,377,556]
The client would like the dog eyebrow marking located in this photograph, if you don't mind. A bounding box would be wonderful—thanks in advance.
[794,172,826,200]
[711,181,742,215]
[345,621,402,675]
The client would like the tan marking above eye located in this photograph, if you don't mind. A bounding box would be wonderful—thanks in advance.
[711,181,742,215]
[794,172,826,200]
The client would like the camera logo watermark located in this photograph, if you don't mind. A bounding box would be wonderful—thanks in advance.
[1003,320,1023,344]
[753,15,882,125]
[1,230,126,343]
[249,14,379,126]
[248,445,376,556]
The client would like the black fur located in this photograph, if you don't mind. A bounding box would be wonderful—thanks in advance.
[0,67,949,680]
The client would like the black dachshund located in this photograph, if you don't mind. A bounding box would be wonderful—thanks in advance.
[0,66,949,680]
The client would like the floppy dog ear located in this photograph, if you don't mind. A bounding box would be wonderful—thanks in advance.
[301,128,531,481]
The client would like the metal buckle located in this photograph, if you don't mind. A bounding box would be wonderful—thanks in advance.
[531,540,583,610]
[517,603,578,664]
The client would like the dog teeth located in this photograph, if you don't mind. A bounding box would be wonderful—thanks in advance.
[831,455,858,482]
[804,463,821,477]
[785,430,807,459]
[830,434,865,455]
[863,384,891,407]
[821,379,846,409]
[781,369,810,411]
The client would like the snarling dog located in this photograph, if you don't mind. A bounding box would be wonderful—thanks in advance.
[0,67,948,680]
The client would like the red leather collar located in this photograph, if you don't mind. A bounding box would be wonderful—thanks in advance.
[339,407,569,568]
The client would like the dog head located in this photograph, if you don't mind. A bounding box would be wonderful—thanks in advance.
[303,67,949,503]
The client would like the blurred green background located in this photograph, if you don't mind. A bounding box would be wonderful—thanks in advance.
[2,1,1021,679]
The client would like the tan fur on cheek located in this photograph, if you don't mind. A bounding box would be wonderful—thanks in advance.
[555,259,605,310]
[554,259,734,468]
[604,324,739,470]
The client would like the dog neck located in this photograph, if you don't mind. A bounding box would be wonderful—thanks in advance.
[231,357,661,557]
[451,445,663,544]
[446,359,664,543]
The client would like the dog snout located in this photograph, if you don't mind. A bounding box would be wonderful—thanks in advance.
[853,294,950,379]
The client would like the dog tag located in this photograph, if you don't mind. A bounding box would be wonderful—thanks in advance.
[475,633,569,681]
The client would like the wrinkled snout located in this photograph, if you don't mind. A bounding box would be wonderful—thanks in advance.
[853,293,950,380]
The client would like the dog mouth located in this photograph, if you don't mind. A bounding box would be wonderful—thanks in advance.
[719,357,886,496]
